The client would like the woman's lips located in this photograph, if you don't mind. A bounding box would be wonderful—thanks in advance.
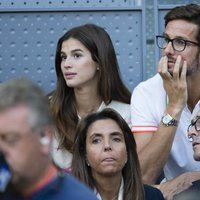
[64,72,76,79]
[102,157,116,162]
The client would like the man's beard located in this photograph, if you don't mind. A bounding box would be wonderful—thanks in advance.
[186,57,200,76]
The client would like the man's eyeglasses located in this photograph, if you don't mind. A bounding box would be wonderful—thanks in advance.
[156,35,200,52]
[187,116,200,133]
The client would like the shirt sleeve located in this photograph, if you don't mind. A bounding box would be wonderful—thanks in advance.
[131,83,160,133]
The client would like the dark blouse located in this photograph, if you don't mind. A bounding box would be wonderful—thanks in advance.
[144,184,164,200]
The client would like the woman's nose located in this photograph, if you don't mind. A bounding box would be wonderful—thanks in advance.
[63,57,72,68]
[104,146,112,151]
[104,140,112,151]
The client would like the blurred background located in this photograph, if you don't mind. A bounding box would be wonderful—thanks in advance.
[0,0,199,94]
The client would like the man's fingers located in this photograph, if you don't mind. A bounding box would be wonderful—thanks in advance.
[180,60,187,80]
[172,55,182,79]
[158,56,171,79]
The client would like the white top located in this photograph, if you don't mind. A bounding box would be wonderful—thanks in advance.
[52,100,131,169]
[131,73,200,180]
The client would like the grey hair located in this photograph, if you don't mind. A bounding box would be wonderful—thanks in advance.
[0,78,54,133]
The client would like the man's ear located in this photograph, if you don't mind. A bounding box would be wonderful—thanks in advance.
[39,126,54,154]
[40,136,50,146]
[198,52,200,64]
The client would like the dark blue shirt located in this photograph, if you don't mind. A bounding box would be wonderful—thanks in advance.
[144,184,164,200]
[1,173,98,200]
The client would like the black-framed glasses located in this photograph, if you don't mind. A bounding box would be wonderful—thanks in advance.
[156,35,200,52]
[188,116,200,133]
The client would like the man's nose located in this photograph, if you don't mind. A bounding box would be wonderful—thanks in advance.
[163,41,174,55]
[188,126,198,139]
[0,139,9,155]
[0,140,3,152]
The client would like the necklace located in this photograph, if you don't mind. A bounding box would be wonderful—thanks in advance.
[77,101,104,119]
[96,189,119,200]
[95,176,123,200]
[111,194,118,200]
[100,194,118,200]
